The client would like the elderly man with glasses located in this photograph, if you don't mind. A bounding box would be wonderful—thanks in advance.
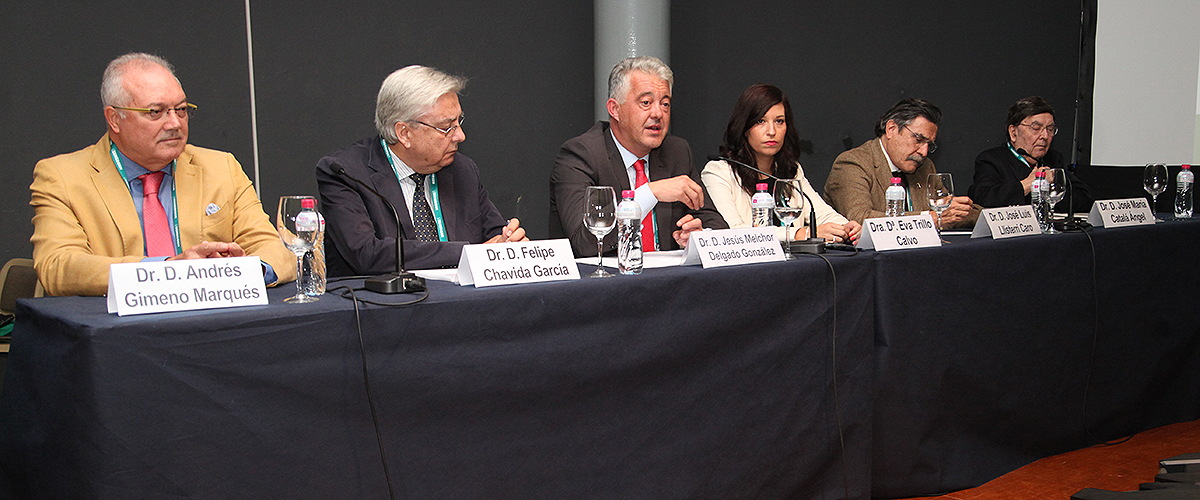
[968,96,1093,211]
[30,52,294,296]
[315,65,526,275]
[823,97,979,228]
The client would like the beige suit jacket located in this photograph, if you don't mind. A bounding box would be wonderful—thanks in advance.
[30,134,295,296]
[822,139,979,227]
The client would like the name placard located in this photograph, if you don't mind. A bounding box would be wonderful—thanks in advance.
[1087,198,1155,228]
[858,214,940,250]
[680,227,785,268]
[973,206,1042,239]
[457,239,579,287]
[107,256,268,316]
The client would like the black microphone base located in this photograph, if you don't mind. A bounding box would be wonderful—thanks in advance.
[788,238,826,254]
[365,272,426,294]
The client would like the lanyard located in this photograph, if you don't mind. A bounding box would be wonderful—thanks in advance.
[109,141,182,255]
[381,139,448,242]
[1007,142,1034,170]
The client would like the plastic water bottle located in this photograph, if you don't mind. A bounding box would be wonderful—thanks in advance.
[301,209,326,296]
[885,177,906,217]
[1031,170,1050,232]
[751,182,773,227]
[616,190,643,275]
[1175,164,1193,218]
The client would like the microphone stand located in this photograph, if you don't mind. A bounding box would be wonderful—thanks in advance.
[710,155,825,254]
[331,163,426,294]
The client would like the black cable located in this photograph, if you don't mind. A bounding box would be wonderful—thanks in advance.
[325,283,430,500]
[799,252,850,500]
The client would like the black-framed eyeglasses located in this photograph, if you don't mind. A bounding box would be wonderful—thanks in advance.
[411,115,465,136]
[902,124,937,153]
[112,102,197,121]
[1019,121,1058,136]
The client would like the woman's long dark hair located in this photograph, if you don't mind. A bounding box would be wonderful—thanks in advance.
[717,84,802,196]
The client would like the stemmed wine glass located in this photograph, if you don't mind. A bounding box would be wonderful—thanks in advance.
[583,186,617,278]
[926,173,953,244]
[277,196,320,303]
[1044,168,1067,233]
[774,179,805,259]
[1144,163,1168,222]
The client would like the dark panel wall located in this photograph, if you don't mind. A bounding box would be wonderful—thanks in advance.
[670,1,1082,197]
[2,1,1082,270]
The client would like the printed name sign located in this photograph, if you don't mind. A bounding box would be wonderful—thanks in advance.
[107,256,268,316]
[973,206,1042,239]
[679,227,785,268]
[457,239,579,287]
[1087,198,1155,228]
[857,214,941,250]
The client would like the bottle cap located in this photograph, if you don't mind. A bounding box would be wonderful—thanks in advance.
[891,177,902,184]
[1184,164,1191,170]
[301,198,315,209]
[622,190,635,199]
[756,183,769,191]
[1036,170,1045,177]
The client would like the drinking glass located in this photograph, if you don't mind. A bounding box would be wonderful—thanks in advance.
[1144,163,1168,221]
[926,173,953,244]
[774,179,805,259]
[1044,168,1067,233]
[277,196,319,303]
[583,186,616,278]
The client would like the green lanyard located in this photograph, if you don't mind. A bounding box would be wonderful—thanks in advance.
[1007,142,1034,169]
[109,142,182,255]
[381,139,448,241]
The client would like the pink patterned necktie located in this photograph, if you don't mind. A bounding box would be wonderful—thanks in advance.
[139,172,175,257]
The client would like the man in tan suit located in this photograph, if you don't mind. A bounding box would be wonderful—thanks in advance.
[30,53,293,296]
[823,98,978,227]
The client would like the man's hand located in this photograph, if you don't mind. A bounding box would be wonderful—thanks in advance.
[648,175,704,210]
[671,214,704,248]
[935,196,974,227]
[484,218,528,244]
[168,241,246,260]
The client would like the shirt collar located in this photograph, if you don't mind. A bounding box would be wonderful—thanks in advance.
[114,147,174,182]
[879,138,901,175]
[610,127,648,169]
[382,140,417,179]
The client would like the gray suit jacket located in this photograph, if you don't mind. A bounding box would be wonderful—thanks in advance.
[548,121,727,256]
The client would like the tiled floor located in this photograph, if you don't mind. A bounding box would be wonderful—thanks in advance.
[894,419,1200,499]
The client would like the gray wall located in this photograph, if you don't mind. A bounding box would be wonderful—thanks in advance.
[1,1,1081,268]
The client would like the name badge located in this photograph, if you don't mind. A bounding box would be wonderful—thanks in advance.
[858,214,940,250]
[457,239,579,287]
[107,256,268,316]
[679,227,785,268]
[972,206,1042,239]
[1087,198,1155,228]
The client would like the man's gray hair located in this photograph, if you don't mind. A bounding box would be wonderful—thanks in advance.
[607,56,673,103]
[375,65,467,143]
[101,53,177,108]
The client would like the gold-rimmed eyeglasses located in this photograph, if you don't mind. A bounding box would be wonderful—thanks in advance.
[112,102,197,121]
[410,115,465,136]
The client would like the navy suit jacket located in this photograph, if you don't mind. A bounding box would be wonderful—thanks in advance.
[548,121,727,257]
[316,136,507,275]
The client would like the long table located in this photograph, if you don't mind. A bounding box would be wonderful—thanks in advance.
[2,219,1198,499]
[0,255,875,499]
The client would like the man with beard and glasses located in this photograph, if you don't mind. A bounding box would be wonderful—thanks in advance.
[968,96,1093,211]
[30,53,294,296]
[823,97,979,228]
[549,56,727,257]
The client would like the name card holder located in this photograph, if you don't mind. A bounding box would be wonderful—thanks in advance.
[107,256,268,316]
[858,214,941,250]
[679,227,785,268]
[973,206,1042,239]
[457,239,579,287]
[1088,198,1155,228]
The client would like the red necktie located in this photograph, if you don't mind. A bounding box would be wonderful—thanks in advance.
[139,172,175,257]
[632,159,655,251]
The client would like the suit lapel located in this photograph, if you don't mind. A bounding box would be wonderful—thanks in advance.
[601,126,633,192]
[368,142,414,239]
[174,149,200,248]
[434,159,458,238]
[91,135,145,255]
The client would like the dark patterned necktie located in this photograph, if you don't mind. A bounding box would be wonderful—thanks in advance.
[410,173,438,242]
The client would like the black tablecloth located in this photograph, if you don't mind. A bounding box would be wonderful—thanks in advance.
[0,256,875,500]
[870,219,1200,497]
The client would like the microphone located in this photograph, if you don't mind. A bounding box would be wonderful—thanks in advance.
[330,162,426,294]
[708,155,825,254]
